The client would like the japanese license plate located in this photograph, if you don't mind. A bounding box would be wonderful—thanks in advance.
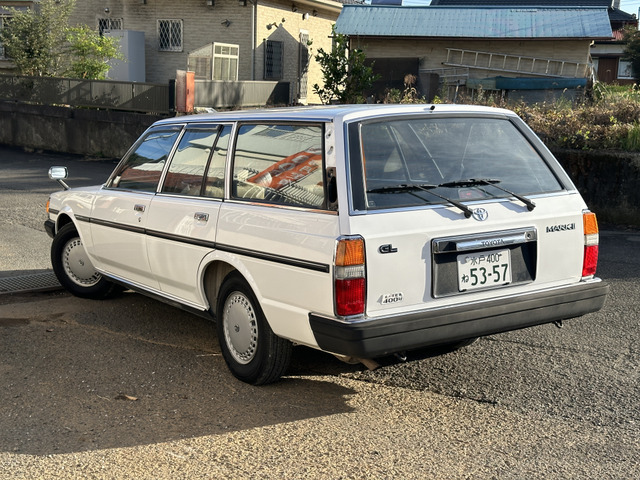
[457,249,512,292]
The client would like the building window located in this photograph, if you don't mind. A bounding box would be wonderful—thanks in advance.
[264,40,283,80]
[158,19,183,52]
[618,60,633,79]
[213,43,239,80]
[98,17,123,36]
[1,6,29,60]
[0,16,7,59]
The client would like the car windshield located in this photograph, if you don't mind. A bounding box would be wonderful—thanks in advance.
[349,116,563,211]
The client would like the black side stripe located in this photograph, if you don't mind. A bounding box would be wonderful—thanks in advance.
[215,243,330,273]
[146,229,216,249]
[79,217,330,273]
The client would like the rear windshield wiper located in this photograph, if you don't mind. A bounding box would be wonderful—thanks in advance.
[439,178,536,211]
[367,184,473,218]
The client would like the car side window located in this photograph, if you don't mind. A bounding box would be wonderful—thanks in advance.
[108,127,181,192]
[161,126,222,196]
[232,124,325,208]
[204,125,231,198]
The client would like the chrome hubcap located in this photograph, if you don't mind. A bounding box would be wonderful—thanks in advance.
[223,292,258,365]
[62,238,101,287]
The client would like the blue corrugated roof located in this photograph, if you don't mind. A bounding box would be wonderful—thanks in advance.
[335,6,613,39]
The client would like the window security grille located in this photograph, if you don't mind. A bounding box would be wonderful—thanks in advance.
[158,19,183,52]
[0,17,5,59]
[98,18,123,36]
[298,32,310,101]
[264,41,283,80]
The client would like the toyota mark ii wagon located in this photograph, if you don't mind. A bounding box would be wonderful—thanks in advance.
[45,104,609,384]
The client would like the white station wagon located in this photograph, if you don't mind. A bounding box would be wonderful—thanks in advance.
[45,104,609,385]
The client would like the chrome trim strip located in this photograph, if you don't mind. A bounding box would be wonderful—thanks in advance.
[432,227,537,253]
[455,232,533,252]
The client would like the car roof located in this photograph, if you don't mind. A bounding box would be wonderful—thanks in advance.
[153,104,515,126]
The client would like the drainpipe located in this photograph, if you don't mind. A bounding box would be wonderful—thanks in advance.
[251,1,256,80]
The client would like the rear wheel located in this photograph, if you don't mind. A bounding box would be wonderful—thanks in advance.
[216,273,292,385]
[51,223,116,299]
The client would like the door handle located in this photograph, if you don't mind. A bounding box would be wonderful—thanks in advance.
[134,204,145,213]
[194,212,209,222]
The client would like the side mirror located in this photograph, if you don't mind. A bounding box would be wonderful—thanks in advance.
[48,166,70,190]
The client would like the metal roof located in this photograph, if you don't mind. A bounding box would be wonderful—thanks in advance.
[430,0,614,5]
[335,6,613,39]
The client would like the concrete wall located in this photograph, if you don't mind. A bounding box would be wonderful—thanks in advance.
[0,102,637,226]
[553,149,640,227]
[0,102,164,159]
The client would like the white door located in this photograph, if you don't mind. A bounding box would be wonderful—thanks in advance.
[145,124,230,306]
[90,125,182,290]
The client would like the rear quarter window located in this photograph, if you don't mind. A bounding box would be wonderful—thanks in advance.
[232,123,326,209]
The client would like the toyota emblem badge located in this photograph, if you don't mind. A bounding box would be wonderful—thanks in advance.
[472,208,489,221]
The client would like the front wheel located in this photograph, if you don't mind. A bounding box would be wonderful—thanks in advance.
[51,223,116,299]
[216,273,292,385]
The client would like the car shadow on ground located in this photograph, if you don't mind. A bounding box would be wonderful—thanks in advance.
[0,291,357,455]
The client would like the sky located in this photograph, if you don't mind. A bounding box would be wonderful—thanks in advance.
[395,1,640,17]
[620,0,640,16]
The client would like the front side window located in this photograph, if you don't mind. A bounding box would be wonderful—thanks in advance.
[350,116,563,211]
[158,19,183,52]
[232,124,325,208]
[108,127,181,192]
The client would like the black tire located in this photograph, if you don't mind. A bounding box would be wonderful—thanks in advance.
[51,223,116,299]
[216,273,292,385]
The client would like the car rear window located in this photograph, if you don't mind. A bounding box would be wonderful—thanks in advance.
[348,116,563,211]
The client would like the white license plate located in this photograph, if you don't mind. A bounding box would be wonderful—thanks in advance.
[457,249,512,292]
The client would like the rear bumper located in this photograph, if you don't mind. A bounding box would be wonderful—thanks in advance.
[309,280,609,358]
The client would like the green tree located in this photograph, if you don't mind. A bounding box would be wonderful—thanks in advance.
[65,25,122,80]
[622,25,640,81]
[313,26,379,104]
[0,0,120,80]
[0,0,75,76]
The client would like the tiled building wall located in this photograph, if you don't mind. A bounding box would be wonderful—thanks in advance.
[70,0,339,104]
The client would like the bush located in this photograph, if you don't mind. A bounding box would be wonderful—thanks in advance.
[442,83,640,152]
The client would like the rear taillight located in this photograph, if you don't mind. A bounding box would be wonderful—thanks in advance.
[582,211,599,278]
[334,237,366,317]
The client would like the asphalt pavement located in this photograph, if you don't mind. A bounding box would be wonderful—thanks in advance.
[1,145,638,479]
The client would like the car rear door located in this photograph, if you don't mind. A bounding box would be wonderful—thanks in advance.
[346,114,586,318]
[145,124,231,306]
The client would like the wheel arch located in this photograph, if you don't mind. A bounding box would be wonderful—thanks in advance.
[55,212,75,235]
[202,259,239,318]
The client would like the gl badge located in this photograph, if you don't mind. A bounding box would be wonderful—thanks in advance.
[379,244,398,254]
